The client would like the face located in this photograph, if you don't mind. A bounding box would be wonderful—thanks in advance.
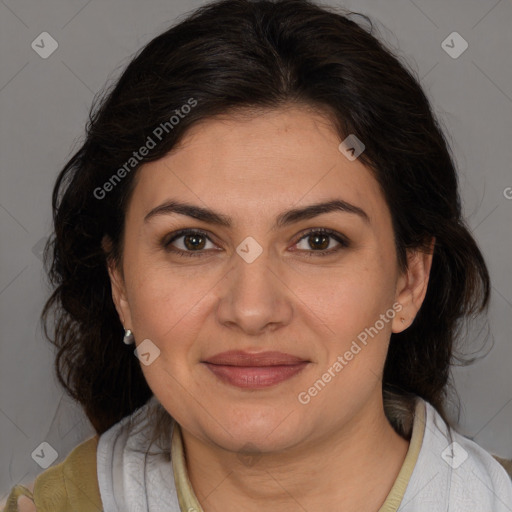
[108,105,431,455]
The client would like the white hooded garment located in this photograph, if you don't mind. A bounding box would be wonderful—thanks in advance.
[96,395,512,512]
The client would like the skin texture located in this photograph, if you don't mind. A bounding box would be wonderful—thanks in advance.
[108,105,433,512]
[14,482,36,512]
[16,496,36,512]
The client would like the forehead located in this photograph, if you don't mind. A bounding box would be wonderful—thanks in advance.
[128,107,388,228]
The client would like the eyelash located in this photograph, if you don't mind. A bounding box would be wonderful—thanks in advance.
[162,228,350,258]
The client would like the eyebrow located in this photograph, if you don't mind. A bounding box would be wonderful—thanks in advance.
[144,198,370,228]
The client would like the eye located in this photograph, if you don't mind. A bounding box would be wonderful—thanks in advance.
[292,228,349,256]
[163,229,217,257]
[162,227,350,258]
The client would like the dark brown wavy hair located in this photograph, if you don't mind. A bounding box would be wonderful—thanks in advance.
[42,0,490,438]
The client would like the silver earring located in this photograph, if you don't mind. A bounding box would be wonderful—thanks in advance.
[123,329,135,345]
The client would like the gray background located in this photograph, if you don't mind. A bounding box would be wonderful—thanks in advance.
[1,0,511,503]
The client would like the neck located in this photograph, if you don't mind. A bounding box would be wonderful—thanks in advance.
[181,392,411,512]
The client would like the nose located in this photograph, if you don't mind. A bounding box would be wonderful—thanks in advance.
[215,246,293,336]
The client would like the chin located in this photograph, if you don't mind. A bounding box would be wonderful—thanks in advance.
[205,407,307,453]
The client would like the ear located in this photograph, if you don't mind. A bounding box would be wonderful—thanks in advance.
[392,239,435,333]
[102,235,133,330]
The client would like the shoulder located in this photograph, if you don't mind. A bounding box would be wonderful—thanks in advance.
[430,400,512,485]
[448,428,512,493]
[1,436,102,512]
[37,435,102,509]
[493,455,512,479]
[414,400,512,510]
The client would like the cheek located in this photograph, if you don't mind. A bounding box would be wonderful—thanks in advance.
[127,269,211,408]
[298,254,396,337]
[299,276,395,422]
[299,253,397,391]
[125,254,213,338]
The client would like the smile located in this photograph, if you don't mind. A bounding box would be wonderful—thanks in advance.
[202,362,310,389]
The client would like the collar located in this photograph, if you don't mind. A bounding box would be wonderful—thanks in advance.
[170,397,426,511]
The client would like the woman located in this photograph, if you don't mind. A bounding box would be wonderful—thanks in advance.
[3,0,511,510]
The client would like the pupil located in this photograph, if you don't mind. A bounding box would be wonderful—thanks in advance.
[184,234,205,250]
[310,234,329,250]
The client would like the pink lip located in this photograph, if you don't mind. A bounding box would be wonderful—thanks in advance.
[204,350,308,366]
[202,350,310,389]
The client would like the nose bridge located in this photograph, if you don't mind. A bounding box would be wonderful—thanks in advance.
[216,241,291,333]
[232,233,274,289]
[231,243,278,307]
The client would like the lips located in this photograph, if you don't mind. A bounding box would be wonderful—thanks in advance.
[202,350,310,389]
[204,350,308,366]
